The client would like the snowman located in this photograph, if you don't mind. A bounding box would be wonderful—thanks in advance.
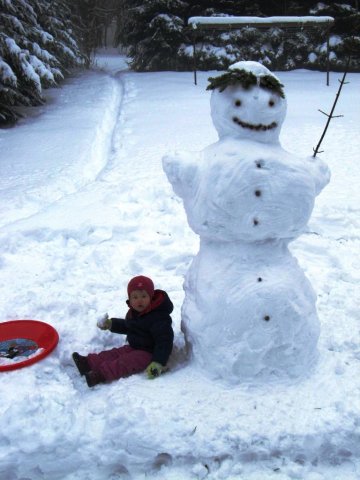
[163,61,330,383]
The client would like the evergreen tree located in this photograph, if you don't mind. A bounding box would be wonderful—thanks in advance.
[36,1,84,71]
[113,0,142,49]
[0,0,83,126]
[116,0,187,71]
[112,0,358,73]
[179,0,266,71]
[76,0,117,65]
[310,2,360,71]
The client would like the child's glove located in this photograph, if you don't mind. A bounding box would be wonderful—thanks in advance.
[146,362,165,380]
[97,313,112,330]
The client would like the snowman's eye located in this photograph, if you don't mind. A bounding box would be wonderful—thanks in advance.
[235,99,241,107]
[269,99,275,107]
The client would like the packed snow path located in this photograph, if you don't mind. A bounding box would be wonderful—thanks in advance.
[1,52,360,479]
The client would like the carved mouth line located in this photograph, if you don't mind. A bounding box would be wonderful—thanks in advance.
[232,116,277,131]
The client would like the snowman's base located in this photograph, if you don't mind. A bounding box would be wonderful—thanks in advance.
[180,238,321,384]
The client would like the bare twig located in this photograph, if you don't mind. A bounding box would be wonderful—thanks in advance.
[312,56,351,157]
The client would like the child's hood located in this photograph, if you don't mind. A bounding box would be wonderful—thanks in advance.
[126,289,173,316]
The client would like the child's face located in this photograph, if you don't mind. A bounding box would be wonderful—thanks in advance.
[129,289,151,313]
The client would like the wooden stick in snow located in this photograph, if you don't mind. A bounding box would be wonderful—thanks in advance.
[312,56,351,157]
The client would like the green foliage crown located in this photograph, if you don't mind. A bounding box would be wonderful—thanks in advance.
[207,69,285,98]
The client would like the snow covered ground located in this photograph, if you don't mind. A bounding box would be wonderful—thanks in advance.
[0,49,360,479]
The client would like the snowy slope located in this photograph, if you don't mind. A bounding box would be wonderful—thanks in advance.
[0,50,360,480]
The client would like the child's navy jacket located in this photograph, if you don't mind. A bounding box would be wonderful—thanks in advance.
[110,290,174,366]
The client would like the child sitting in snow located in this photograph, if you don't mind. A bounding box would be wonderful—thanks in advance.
[72,275,174,387]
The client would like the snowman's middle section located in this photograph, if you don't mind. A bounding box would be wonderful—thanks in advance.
[183,138,321,243]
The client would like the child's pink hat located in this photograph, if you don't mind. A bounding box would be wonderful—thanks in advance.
[127,276,154,298]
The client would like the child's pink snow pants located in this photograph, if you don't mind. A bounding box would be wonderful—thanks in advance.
[87,345,152,381]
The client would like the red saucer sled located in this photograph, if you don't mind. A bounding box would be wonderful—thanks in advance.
[0,320,59,372]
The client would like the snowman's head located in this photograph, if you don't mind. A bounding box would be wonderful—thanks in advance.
[208,61,287,144]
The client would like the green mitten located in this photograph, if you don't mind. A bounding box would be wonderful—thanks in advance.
[146,361,164,380]
[97,313,112,330]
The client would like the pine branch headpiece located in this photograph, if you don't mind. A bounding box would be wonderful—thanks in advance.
[207,68,285,98]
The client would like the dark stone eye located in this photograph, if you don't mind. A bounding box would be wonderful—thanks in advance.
[264,315,270,321]
[235,99,241,107]
[255,190,261,197]
[269,100,275,107]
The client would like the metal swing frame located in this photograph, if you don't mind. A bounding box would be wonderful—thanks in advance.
[188,16,335,86]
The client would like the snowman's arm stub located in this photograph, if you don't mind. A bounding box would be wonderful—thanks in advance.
[162,151,200,198]
[306,155,331,194]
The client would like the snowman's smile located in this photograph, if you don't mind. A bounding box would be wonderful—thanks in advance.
[232,116,277,131]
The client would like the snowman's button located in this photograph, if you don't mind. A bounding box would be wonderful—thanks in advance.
[257,277,263,282]
[255,190,262,197]
[263,315,270,321]
[253,218,259,226]
[255,160,264,169]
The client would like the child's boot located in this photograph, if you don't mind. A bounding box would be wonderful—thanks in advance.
[72,352,90,376]
[85,370,105,388]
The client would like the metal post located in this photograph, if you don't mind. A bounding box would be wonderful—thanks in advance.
[192,29,197,85]
[326,28,330,86]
